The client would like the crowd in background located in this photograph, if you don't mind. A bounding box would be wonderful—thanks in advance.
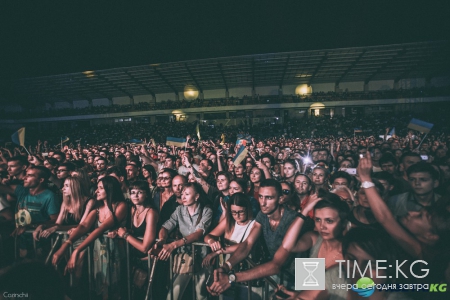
[0,111,450,299]
[1,85,449,119]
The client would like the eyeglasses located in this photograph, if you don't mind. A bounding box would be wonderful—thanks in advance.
[231,210,246,216]
[56,169,68,173]
[282,189,291,195]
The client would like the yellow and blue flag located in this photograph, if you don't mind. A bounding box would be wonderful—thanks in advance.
[11,127,25,147]
[407,119,433,133]
[166,137,186,147]
[233,145,248,167]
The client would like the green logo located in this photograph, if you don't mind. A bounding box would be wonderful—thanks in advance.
[352,277,375,297]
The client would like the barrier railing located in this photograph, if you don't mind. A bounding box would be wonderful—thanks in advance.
[14,232,289,300]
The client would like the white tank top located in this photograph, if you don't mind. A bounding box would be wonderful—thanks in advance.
[229,220,255,244]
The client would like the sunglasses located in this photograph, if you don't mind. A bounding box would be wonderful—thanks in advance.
[282,189,291,195]
[56,169,68,173]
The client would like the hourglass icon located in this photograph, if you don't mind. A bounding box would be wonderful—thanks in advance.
[303,261,319,286]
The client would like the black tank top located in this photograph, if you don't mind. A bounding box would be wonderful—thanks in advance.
[64,198,93,226]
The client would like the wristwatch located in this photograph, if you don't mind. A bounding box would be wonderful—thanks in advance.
[360,181,375,189]
[228,270,236,285]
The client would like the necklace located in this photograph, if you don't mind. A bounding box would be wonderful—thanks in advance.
[135,207,147,218]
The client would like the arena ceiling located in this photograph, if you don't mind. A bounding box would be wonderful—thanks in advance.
[4,41,450,105]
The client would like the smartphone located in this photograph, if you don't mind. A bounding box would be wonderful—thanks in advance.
[275,290,290,299]
[42,153,48,157]
[421,155,428,161]
[344,168,357,175]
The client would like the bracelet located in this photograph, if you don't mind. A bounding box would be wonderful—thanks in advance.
[122,233,130,240]
[296,212,308,221]
[182,237,188,246]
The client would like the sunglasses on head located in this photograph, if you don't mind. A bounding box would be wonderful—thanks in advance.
[282,189,291,195]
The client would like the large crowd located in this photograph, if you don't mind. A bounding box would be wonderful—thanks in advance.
[1,85,449,119]
[0,111,450,300]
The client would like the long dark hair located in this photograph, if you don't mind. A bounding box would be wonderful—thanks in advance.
[98,176,126,228]
[313,190,350,233]
[226,192,253,233]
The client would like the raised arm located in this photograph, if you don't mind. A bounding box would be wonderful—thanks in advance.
[357,153,422,258]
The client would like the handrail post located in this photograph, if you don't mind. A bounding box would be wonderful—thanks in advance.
[68,242,73,287]
[126,241,131,300]
[45,234,62,265]
[192,243,195,300]
[170,252,173,300]
[87,244,92,300]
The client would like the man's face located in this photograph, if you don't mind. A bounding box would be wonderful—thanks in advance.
[199,160,210,173]
[164,158,174,169]
[408,172,437,196]
[53,154,64,163]
[56,166,70,180]
[317,150,328,161]
[400,209,434,245]
[99,151,107,158]
[172,176,185,198]
[96,159,107,171]
[125,165,139,180]
[381,162,396,174]
[125,152,132,161]
[262,157,272,169]
[264,146,270,153]
[7,160,26,177]
[372,149,382,161]
[23,169,42,188]
[258,186,280,215]
[332,177,348,189]
[216,175,230,192]
[402,156,421,173]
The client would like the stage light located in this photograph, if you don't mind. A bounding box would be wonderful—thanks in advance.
[295,84,312,95]
[184,85,199,100]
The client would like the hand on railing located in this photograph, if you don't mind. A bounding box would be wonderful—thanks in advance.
[202,252,219,267]
[207,268,230,296]
[157,242,177,261]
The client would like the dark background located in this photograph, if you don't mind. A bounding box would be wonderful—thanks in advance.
[1,0,448,80]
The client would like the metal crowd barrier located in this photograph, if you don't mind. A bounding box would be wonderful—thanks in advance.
[14,232,287,300]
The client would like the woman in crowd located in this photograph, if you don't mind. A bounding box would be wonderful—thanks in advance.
[279,181,298,210]
[116,180,158,299]
[52,176,128,300]
[38,177,95,283]
[202,192,255,266]
[275,191,350,299]
[156,182,213,300]
[142,164,157,196]
[282,159,300,183]
[249,166,266,200]
[153,168,177,211]
[229,178,260,218]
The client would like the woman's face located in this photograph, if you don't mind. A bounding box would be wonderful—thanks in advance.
[283,162,295,179]
[314,207,343,240]
[62,180,71,196]
[312,168,326,185]
[142,168,150,179]
[246,163,253,174]
[181,186,198,206]
[44,160,55,171]
[279,182,292,205]
[229,181,244,196]
[340,160,353,169]
[230,204,248,223]
[250,167,262,183]
[130,188,146,206]
[356,188,370,208]
[235,164,244,176]
[160,172,172,188]
[188,173,196,183]
[96,181,107,201]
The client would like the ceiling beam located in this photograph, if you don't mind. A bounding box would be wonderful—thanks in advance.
[72,76,112,99]
[217,63,228,91]
[153,68,178,95]
[335,50,366,85]
[279,55,290,89]
[307,52,328,85]
[96,74,133,98]
[365,49,407,84]
[123,70,155,97]
[185,63,203,93]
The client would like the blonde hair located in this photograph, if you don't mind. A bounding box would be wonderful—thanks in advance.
[62,177,89,222]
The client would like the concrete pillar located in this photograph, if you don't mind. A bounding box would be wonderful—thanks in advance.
[364,82,369,92]
[199,92,204,100]
[108,98,113,106]
[130,97,134,107]
[88,100,93,108]
[334,84,340,93]
[252,88,256,99]
[175,93,180,101]
[225,89,229,99]
[394,80,400,90]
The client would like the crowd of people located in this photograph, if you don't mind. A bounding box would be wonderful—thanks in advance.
[1,85,448,119]
[0,112,450,299]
